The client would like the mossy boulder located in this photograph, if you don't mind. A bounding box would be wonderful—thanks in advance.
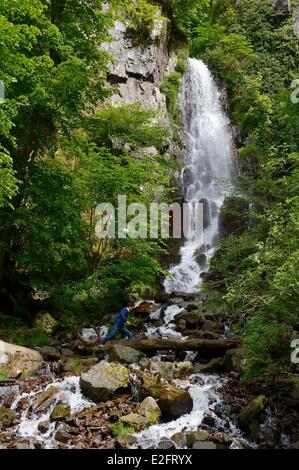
[108,344,141,364]
[140,373,193,418]
[224,346,246,373]
[120,413,149,430]
[0,340,43,379]
[33,312,59,335]
[238,395,268,439]
[50,403,71,421]
[0,407,18,429]
[79,362,130,402]
[137,396,161,424]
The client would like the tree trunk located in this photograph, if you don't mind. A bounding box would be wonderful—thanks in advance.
[112,338,241,353]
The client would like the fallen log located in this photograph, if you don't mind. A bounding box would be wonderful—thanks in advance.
[113,338,241,353]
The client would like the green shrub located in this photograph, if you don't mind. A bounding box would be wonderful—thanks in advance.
[112,421,136,437]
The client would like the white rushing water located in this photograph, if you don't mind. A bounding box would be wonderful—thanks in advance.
[164,58,235,294]
[136,374,247,449]
[145,305,185,340]
[10,376,91,448]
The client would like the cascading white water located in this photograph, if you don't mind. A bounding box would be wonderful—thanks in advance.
[164,59,235,294]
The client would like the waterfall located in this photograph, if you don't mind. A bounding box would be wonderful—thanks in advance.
[164,59,235,294]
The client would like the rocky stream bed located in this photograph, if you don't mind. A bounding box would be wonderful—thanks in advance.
[0,294,299,450]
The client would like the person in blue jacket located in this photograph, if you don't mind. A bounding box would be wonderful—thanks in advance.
[102,304,134,344]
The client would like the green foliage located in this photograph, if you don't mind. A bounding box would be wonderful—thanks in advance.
[0,145,19,208]
[0,370,8,380]
[193,0,299,379]
[160,72,182,122]
[112,421,136,437]
[124,0,166,43]
[86,103,166,150]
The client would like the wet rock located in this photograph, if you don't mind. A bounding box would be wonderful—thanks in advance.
[139,357,151,369]
[108,344,141,364]
[38,420,50,434]
[177,319,187,332]
[194,357,225,373]
[187,430,211,446]
[60,348,74,358]
[178,302,199,312]
[238,395,268,437]
[140,373,193,418]
[55,429,73,443]
[33,312,59,335]
[115,434,137,449]
[78,328,98,346]
[137,397,161,424]
[14,439,32,449]
[150,361,193,380]
[40,346,62,361]
[133,301,152,315]
[202,413,217,427]
[224,346,246,373]
[33,386,59,413]
[120,413,149,430]
[228,371,240,381]
[0,340,43,379]
[158,438,176,449]
[50,403,71,421]
[201,320,223,333]
[80,362,130,402]
[171,432,187,448]
[0,407,18,428]
[175,310,205,329]
[192,441,217,449]
[169,297,184,305]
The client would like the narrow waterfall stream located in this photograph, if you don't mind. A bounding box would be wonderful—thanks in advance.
[164,58,235,294]
[135,59,247,448]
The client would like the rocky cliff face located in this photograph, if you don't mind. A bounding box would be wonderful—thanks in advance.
[102,11,177,126]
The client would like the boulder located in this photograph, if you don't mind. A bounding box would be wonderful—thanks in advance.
[175,311,205,329]
[224,346,246,373]
[0,341,43,379]
[140,373,193,418]
[201,320,223,333]
[137,397,161,424]
[33,312,59,335]
[55,429,73,443]
[40,346,62,361]
[38,421,50,434]
[50,403,71,421]
[115,434,137,449]
[158,438,176,449]
[78,328,98,346]
[238,395,268,437]
[80,362,130,402]
[108,344,141,364]
[171,432,187,448]
[133,301,152,315]
[177,319,187,332]
[192,441,217,449]
[187,430,211,446]
[0,407,18,429]
[194,358,225,373]
[150,361,193,380]
[120,413,149,430]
